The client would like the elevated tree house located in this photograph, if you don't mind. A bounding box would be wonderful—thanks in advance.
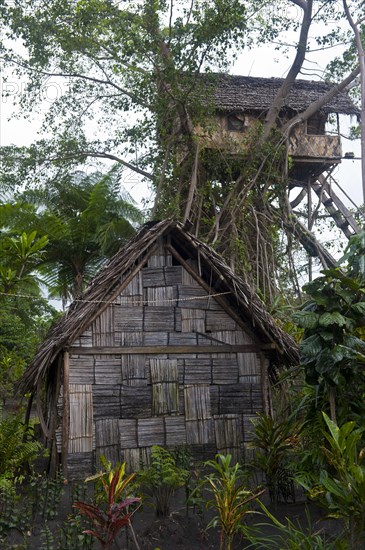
[194,75,360,243]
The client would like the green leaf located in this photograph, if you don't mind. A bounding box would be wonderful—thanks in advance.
[292,311,319,329]
[300,334,323,359]
[319,312,347,327]
[336,288,355,304]
[351,302,365,315]
[319,331,335,342]
[321,474,346,499]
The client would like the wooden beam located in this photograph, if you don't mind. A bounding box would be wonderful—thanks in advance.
[61,350,70,480]
[69,344,276,355]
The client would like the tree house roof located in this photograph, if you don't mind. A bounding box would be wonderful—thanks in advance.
[200,74,359,116]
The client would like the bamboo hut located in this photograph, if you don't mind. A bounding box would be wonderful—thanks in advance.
[20,220,298,479]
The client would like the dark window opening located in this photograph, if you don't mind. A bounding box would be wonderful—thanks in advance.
[307,114,326,135]
[227,114,246,132]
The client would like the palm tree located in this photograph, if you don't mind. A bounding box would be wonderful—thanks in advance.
[15,168,144,305]
[0,229,48,296]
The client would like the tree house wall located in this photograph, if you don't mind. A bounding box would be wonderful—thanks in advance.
[288,125,342,160]
[195,113,342,163]
[57,240,270,479]
[194,114,259,153]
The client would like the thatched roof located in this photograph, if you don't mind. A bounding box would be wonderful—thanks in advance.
[200,74,359,116]
[20,220,299,393]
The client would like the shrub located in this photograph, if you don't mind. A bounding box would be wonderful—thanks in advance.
[74,462,141,550]
[204,454,264,550]
[0,414,45,479]
[137,445,189,517]
[298,412,365,549]
[249,413,299,506]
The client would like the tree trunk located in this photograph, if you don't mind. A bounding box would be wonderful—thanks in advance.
[263,0,313,139]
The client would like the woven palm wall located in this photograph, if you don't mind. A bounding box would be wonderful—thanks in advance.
[57,239,265,478]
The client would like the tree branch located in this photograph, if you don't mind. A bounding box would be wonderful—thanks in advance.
[264,0,313,138]
[1,55,149,108]
[290,0,307,10]
[283,196,337,269]
[61,152,154,180]
[7,151,154,181]
[183,143,200,222]
[282,65,360,134]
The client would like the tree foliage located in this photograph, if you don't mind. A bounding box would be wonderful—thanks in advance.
[299,412,365,548]
[293,232,365,423]
[0,217,58,405]
[2,169,143,302]
[0,0,362,301]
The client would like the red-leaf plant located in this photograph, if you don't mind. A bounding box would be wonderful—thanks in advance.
[73,463,141,550]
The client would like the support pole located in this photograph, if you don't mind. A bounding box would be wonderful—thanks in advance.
[308,178,313,282]
[61,350,70,479]
[260,354,271,416]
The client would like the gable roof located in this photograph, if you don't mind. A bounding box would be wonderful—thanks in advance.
[199,74,359,116]
[20,220,299,393]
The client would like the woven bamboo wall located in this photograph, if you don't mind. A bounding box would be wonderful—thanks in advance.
[65,240,265,478]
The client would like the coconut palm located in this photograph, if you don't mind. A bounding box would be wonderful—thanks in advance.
[15,168,144,305]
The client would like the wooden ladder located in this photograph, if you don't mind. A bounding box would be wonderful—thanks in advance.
[311,173,360,239]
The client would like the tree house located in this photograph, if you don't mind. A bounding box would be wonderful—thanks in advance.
[195,75,360,238]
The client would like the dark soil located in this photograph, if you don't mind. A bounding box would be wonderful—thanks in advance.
[2,482,344,550]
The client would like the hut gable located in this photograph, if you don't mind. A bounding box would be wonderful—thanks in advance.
[22,221,298,479]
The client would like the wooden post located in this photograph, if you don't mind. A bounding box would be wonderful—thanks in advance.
[62,350,70,479]
[259,354,271,416]
[307,177,313,282]
[48,355,63,477]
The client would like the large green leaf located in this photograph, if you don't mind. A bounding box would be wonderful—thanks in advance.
[292,311,319,329]
[300,334,323,359]
[351,302,365,315]
[336,288,356,305]
[319,312,347,327]
[343,335,365,351]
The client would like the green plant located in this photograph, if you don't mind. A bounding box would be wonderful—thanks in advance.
[28,470,64,521]
[0,414,45,478]
[185,465,206,518]
[137,445,189,517]
[170,446,201,517]
[249,413,299,506]
[293,233,365,424]
[59,513,95,550]
[246,502,346,549]
[204,454,264,550]
[74,462,140,550]
[40,522,55,550]
[298,412,365,549]
[0,476,32,543]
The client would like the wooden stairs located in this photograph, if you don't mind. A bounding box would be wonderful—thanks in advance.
[290,169,361,240]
